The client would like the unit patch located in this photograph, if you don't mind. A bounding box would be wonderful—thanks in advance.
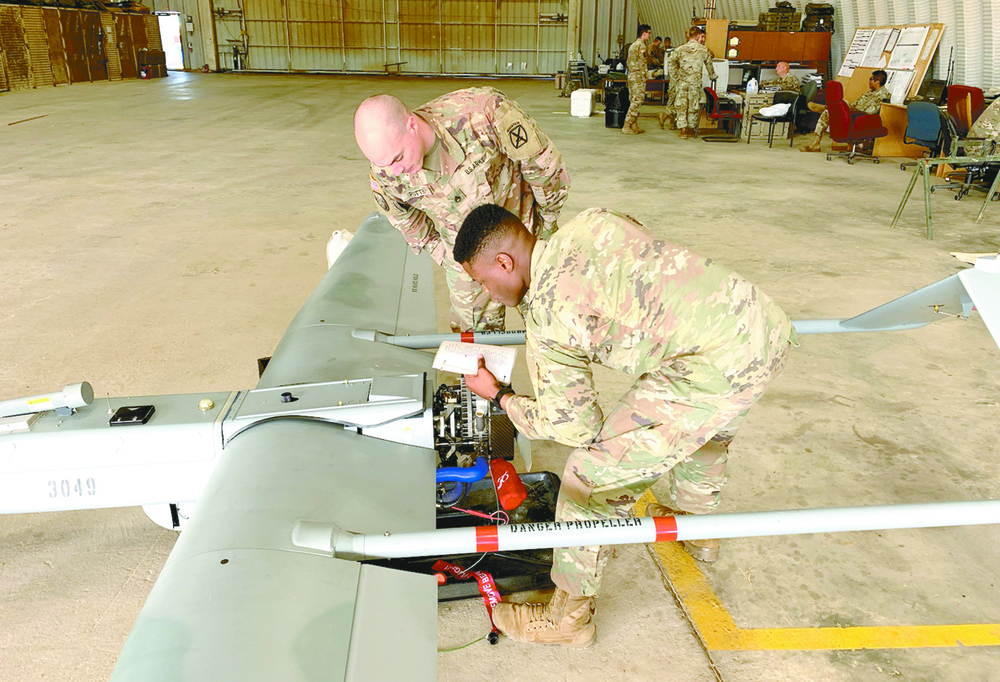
[508,123,528,149]
[374,193,389,212]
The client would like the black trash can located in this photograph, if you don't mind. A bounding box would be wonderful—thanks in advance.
[605,84,629,129]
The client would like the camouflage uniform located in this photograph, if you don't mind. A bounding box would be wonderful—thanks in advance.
[648,43,665,77]
[814,85,890,135]
[668,39,716,129]
[505,208,795,597]
[762,74,801,92]
[963,97,1000,156]
[369,87,569,331]
[624,37,649,130]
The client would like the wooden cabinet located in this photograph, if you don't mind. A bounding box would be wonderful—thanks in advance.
[725,30,830,66]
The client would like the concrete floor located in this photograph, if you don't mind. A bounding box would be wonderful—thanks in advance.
[1,73,999,681]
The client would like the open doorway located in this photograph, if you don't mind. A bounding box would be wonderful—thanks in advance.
[157,13,185,70]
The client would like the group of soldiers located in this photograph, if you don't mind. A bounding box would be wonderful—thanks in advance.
[353,81,794,648]
[623,25,718,138]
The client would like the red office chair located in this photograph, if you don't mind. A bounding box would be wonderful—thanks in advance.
[824,81,888,165]
[702,86,743,141]
[946,85,985,137]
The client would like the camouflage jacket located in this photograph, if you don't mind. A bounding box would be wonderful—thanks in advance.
[369,88,569,266]
[648,44,665,68]
[668,40,716,86]
[626,38,648,85]
[505,209,796,447]
[964,98,1000,156]
[762,74,801,92]
[851,86,890,114]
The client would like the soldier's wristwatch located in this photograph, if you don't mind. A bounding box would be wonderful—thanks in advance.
[492,384,515,411]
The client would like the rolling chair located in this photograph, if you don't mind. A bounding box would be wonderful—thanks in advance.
[745,91,801,147]
[945,85,985,137]
[702,87,742,141]
[824,81,888,164]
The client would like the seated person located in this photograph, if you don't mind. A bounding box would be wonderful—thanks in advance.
[962,97,1000,156]
[762,62,800,92]
[801,70,889,152]
[648,36,665,78]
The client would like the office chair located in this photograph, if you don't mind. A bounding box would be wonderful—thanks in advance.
[945,85,985,137]
[824,81,888,164]
[702,87,742,141]
[745,91,800,147]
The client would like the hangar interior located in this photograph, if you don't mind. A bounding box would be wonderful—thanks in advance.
[1,0,999,680]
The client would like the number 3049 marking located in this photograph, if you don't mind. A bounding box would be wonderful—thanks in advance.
[48,478,97,498]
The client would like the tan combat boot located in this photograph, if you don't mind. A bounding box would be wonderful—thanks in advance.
[621,116,639,135]
[800,134,822,152]
[657,112,667,129]
[492,588,596,647]
[645,502,721,563]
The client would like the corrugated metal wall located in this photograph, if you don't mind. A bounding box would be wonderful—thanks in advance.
[0,4,158,92]
[211,0,568,74]
[634,0,999,92]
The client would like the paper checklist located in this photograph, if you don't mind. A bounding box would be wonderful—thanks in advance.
[432,341,517,383]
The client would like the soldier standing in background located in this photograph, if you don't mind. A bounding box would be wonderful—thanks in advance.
[623,24,652,136]
[354,89,569,331]
[455,205,795,647]
[666,26,717,138]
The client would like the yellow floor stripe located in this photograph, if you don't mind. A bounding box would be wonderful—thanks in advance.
[638,491,1000,650]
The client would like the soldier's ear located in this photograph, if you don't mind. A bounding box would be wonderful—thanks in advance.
[495,252,515,273]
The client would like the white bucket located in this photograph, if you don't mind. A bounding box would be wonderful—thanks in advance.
[571,89,595,118]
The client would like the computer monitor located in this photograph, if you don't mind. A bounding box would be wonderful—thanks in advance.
[741,64,761,89]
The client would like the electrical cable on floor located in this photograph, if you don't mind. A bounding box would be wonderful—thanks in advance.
[437,632,489,653]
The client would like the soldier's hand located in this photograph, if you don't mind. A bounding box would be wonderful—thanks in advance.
[464,356,502,401]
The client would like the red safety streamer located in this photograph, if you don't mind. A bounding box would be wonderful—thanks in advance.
[433,559,503,643]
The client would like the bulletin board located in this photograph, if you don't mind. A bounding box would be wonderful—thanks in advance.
[835,24,944,104]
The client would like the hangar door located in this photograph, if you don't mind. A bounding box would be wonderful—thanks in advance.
[213,0,568,75]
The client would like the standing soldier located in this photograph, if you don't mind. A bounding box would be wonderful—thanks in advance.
[667,26,717,138]
[455,205,795,647]
[623,24,652,136]
[354,89,569,332]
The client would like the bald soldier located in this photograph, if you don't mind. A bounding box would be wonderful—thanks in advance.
[354,89,569,332]
[454,205,795,647]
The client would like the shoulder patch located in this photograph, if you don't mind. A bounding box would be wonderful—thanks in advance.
[495,98,545,161]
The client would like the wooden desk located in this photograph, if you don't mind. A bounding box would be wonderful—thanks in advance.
[873,103,930,159]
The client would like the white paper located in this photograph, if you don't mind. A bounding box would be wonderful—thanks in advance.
[837,64,855,78]
[432,341,517,383]
[861,28,892,67]
[921,29,940,61]
[842,29,873,69]
[888,44,921,70]
[884,69,913,105]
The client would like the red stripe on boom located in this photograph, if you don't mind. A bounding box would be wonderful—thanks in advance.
[653,516,678,542]
[476,525,500,552]
[461,332,475,343]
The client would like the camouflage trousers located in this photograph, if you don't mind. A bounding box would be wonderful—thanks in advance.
[551,343,792,597]
[443,259,506,332]
[625,77,646,123]
[814,108,830,135]
[673,81,703,129]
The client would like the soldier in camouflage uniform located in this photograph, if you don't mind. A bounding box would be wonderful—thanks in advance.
[622,24,651,135]
[963,97,1000,156]
[354,89,569,331]
[455,204,795,647]
[762,61,801,92]
[801,70,890,152]
[667,27,717,138]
